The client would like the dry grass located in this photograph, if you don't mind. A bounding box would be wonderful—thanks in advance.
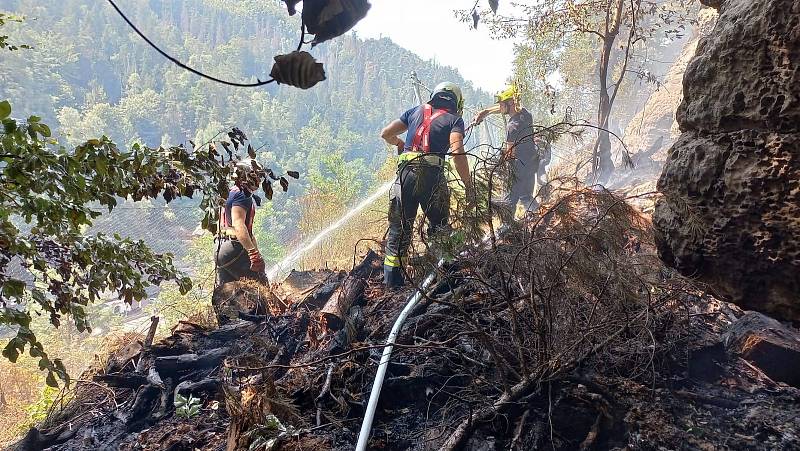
[0,323,147,446]
[297,196,388,272]
[0,362,43,446]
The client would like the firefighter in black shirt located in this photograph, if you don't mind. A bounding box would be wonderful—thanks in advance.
[473,85,541,222]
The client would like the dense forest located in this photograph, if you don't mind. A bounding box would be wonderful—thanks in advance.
[0,1,494,439]
[1,0,492,262]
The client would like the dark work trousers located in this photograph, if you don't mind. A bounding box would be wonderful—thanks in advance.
[384,163,450,287]
[215,239,261,285]
[498,157,539,223]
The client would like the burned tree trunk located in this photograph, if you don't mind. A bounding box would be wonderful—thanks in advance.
[321,250,381,330]
[154,347,230,375]
[321,277,366,330]
[212,279,276,324]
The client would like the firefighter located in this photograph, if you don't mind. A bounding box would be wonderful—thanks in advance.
[215,159,267,285]
[379,82,472,288]
[472,84,540,222]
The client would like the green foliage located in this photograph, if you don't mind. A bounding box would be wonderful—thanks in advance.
[0,13,30,51]
[308,151,367,209]
[251,203,287,264]
[0,101,10,120]
[174,393,202,419]
[0,102,279,385]
[245,414,297,451]
[513,32,596,125]
[476,1,696,128]
[145,282,212,330]
[19,385,61,432]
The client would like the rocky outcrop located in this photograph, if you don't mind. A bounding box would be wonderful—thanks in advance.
[622,9,717,166]
[654,0,800,321]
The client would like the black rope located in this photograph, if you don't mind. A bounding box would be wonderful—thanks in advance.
[106,0,275,87]
[296,22,306,51]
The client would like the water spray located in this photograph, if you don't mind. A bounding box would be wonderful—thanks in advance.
[266,180,394,280]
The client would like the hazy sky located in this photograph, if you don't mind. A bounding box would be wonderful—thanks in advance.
[352,0,516,94]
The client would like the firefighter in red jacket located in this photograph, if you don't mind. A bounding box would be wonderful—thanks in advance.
[379,82,472,288]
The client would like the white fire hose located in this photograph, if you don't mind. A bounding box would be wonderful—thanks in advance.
[355,230,503,450]
[355,258,444,451]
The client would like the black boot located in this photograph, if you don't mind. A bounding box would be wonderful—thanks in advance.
[384,264,404,289]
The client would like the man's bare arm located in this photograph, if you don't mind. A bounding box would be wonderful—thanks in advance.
[230,206,257,251]
[381,119,408,153]
[449,132,471,192]
[471,104,502,126]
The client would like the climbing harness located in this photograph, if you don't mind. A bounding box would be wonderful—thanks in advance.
[395,103,450,171]
[411,104,448,153]
[397,151,446,167]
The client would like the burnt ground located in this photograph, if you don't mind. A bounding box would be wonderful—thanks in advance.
[8,188,800,451]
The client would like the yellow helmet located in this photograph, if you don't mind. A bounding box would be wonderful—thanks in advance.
[495,84,518,103]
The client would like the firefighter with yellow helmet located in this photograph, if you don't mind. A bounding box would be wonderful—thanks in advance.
[473,84,545,222]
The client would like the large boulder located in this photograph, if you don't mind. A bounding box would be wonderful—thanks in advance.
[654,0,800,321]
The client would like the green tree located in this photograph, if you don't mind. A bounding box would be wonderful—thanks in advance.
[472,0,695,182]
[0,101,271,385]
[252,202,287,264]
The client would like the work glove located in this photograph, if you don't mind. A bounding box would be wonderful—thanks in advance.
[247,248,265,273]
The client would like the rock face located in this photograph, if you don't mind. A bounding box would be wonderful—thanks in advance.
[654,0,800,321]
[622,9,717,166]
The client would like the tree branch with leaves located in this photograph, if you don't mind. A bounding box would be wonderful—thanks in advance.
[0,13,31,52]
[0,101,294,386]
[462,0,696,184]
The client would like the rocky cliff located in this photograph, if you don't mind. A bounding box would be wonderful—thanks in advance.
[622,9,717,166]
[654,0,800,321]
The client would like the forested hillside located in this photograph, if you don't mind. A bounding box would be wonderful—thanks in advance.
[0,2,494,439]
[1,0,491,259]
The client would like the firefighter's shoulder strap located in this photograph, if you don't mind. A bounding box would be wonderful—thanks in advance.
[411,104,449,153]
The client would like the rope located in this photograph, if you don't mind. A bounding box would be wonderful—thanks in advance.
[106,0,275,87]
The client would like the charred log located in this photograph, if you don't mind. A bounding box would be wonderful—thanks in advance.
[154,347,231,375]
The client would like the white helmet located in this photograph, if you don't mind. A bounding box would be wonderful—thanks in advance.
[233,158,263,189]
[431,81,464,116]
